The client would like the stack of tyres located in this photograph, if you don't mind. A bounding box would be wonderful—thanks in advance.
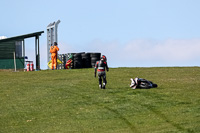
[82,53,91,68]
[64,54,68,69]
[91,53,101,67]
[58,54,66,69]
[57,54,62,69]
[60,52,101,69]
[62,54,66,69]
[74,52,84,69]
[67,53,75,69]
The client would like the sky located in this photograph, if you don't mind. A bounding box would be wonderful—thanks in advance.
[1,0,200,69]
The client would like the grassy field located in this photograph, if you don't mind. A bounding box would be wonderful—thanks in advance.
[0,67,200,133]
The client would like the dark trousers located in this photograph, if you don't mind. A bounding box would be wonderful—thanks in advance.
[98,71,107,86]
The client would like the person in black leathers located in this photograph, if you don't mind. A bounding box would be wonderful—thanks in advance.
[94,55,109,89]
[130,77,158,89]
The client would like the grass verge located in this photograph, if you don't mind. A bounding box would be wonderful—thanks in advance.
[0,67,200,132]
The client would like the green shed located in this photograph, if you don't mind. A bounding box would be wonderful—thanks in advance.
[0,31,44,70]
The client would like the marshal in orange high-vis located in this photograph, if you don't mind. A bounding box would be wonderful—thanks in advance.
[50,42,59,70]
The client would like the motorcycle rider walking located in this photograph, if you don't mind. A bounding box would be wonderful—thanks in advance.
[94,55,109,89]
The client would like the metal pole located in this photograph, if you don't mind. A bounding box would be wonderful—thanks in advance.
[13,52,16,72]
[55,20,60,42]
[35,36,37,70]
[37,35,40,70]
[23,39,25,68]
[47,29,49,68]
[47,20,61,69]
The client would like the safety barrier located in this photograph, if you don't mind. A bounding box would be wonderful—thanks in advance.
[57,52,101,69]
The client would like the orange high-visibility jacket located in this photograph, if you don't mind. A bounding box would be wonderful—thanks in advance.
[50,46,59,56]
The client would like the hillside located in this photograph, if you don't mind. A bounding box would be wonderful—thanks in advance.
[0,67,200,132]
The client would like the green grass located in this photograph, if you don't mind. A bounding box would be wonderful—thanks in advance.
[0,67,200,133]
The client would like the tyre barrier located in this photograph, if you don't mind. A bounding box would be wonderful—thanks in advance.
[74,53,84,69]
[58,54,67,69]
[82,53,91,68]
[57,52,101,69]
[90,53,101,67]
[68,53,75,69]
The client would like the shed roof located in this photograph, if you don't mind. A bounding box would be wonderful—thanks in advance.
[0,31,44,43]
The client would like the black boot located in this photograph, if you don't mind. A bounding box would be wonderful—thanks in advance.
[102,83,106,89]
[99,84,102,89]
